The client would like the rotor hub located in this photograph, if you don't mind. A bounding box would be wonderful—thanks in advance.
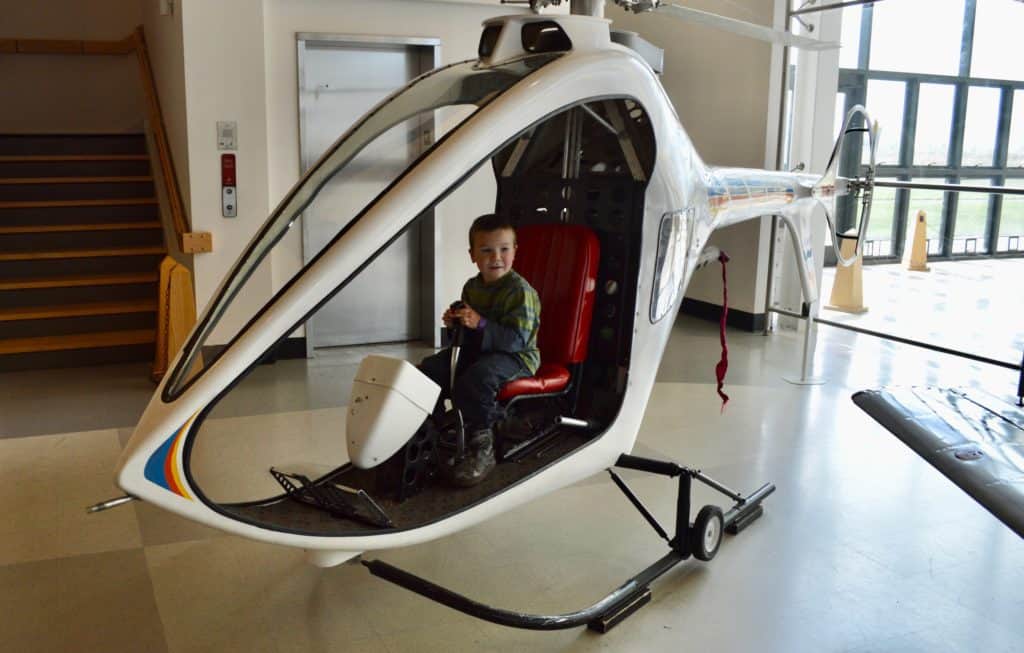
[526,0,662,16]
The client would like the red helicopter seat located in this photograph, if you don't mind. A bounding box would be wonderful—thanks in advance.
[496,223,600,402]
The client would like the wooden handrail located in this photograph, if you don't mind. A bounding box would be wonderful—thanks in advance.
[2,28,194,251]
[131,27,190,249]
[0,36,134,55]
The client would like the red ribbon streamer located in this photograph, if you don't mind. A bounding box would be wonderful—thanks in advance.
[716,251,730,411]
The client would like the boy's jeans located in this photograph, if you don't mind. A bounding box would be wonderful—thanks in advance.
[419,348,528,429]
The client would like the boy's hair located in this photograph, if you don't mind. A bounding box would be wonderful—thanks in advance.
[468,214,517,248]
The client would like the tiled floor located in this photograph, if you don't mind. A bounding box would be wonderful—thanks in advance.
[0,260,1022,652]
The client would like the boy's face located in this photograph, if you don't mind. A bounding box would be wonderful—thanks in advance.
[469,228,516,284]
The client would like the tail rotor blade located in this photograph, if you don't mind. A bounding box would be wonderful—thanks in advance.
[813,105,879,266]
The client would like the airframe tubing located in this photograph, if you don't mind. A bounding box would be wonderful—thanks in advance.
[788,0,885,18]
[362,552,683,631]
[361,454,775,632]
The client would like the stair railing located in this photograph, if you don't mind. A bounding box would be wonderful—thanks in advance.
[130,26,195,254]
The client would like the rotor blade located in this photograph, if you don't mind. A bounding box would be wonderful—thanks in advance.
[657,4,840,51]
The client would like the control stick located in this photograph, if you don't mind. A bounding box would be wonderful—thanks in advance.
[448,301,467,460]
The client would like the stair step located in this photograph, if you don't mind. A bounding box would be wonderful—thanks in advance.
[0,134,147,156]
[0,329,155,355]
[0,221,161,235]
[0,245,165,261]
[0,176,154,185]
[0,198,157,209]
[0,154,149,163]
[0,299,157,322]
[0,271,159,291]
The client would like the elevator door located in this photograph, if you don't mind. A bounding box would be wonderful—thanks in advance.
[299,38,435,349]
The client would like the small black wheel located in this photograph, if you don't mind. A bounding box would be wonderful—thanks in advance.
[690,505,724,562]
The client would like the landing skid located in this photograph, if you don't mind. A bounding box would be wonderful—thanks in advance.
[362,453,775,633]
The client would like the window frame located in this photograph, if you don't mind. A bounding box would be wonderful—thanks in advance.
[834,0,1024,263]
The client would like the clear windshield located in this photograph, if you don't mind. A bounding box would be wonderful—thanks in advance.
[166,54,561,399]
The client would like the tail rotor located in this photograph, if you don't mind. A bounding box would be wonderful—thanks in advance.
[812,105,879,267]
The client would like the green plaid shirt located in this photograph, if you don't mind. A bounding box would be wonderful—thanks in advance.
[462,270,541,374]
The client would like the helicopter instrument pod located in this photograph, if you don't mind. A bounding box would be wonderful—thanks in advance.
[112,13,870,565]
[347,356,440,470]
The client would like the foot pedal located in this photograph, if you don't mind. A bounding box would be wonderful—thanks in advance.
[503,423,561,462]
[725,503,763,535]
[587,587,652,633]
[271,468,394,528]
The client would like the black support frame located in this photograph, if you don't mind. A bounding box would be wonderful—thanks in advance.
[360,453,775,633]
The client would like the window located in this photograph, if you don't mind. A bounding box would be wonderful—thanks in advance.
[1008,91,1024,168]
[913,85,955,166]
[867,177,899,251]
[971,0,1024,81]
[962,87,1001,167]
[838,7,862,70]
[651,209,693,322]
[869,0,964,76]
[833,1,1024,261]
[951,180,992,253]
[864,80,904,165]
[997,178,1024,251]
[907,181,947,252]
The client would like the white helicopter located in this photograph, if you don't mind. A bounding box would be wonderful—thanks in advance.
[91,0,877,633]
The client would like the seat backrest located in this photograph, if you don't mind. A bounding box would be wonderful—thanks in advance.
[514,224,600,366]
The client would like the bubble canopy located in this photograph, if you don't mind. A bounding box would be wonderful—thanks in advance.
[164,54,561,400]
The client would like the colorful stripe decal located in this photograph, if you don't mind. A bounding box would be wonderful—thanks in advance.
[144,415,196,500]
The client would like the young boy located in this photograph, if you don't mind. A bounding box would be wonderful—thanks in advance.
[419,214,541,487]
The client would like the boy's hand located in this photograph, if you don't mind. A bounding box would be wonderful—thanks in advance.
[450,304,483,330]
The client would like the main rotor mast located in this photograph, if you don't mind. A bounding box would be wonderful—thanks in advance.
[517,0,662,17]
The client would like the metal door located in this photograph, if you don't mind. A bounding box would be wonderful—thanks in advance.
[298,35,439,349]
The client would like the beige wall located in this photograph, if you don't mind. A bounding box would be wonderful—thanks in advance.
[607,1,778,316]
[176,0,272,344]
[0,0,145,133]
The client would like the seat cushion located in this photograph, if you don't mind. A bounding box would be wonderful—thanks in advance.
[514,224,600,365]
[497,363,571,401]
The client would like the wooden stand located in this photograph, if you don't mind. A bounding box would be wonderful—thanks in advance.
[826,231,867,314]
[152,256,197,381]
[903,209,930,272]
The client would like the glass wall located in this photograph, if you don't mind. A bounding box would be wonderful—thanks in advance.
[833,0,1024,261]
